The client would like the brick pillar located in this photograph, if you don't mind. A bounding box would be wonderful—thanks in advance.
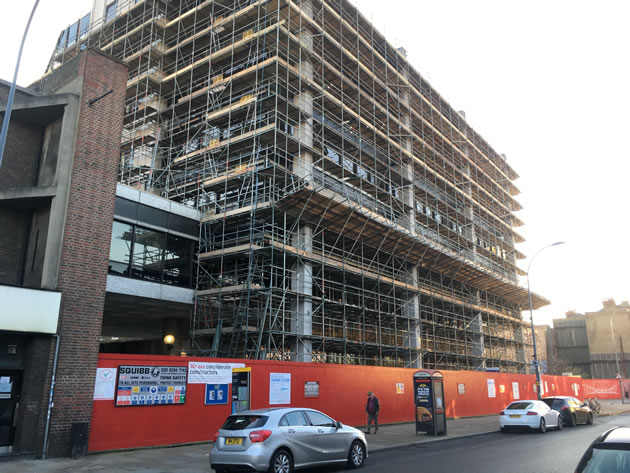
[39,50,127,457]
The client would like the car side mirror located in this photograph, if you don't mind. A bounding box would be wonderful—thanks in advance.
[335,421,342,429]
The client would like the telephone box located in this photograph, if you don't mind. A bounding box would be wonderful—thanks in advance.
[232,367,251,413]
[413,369,447,436]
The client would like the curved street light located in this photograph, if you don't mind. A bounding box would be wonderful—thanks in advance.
[527,241,565,400]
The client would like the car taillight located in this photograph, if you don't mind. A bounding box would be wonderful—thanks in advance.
[561,406,569,410]
[249,430,272,443]
[526,411,538,416]
[213,431,220,441]
[499,411,505,415]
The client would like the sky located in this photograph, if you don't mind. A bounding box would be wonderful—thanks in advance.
[2,0,629,326]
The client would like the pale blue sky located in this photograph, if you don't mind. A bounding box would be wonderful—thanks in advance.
[2,0,629,326]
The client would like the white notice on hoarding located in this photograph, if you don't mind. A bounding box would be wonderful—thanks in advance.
[187,362,245,384]
[487,378,496,398]
[270,372,291,404]
[512,382,520,400]
[93,367,116,400]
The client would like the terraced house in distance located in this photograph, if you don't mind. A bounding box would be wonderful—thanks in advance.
[49,0,548,371]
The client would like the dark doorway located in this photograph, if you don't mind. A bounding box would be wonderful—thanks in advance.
[0,371,22,450]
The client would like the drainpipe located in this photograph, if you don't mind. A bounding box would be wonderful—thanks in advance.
[42,334,60,459]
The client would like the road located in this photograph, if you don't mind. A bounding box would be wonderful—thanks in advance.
[329,414,629,473]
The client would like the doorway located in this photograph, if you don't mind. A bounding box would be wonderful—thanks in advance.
[0,371,22,453]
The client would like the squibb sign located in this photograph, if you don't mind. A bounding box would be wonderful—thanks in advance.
[187,361,245,384]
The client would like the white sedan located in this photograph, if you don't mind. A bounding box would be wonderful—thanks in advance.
[499,400,563,433]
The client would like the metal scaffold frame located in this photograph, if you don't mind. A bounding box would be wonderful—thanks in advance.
[48,0,548,371]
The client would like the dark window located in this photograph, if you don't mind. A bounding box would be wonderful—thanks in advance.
[137,204,168,229]
[114,197,138,220]
[221,415,268,431]
[168,213,197,237]
[279,411,308,427]
[109,220,195,287]
[543,399,565,410]
[105,2,117,23]
[507,402,532,410]
[131,227,165,283]
[109,221,133,276]
[163,234,192,286]
[67,22,79,46]
[56,29,68,51]
[305,411,335,427]
[79,14,91,38]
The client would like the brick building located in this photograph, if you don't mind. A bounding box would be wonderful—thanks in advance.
[0,49,127,457]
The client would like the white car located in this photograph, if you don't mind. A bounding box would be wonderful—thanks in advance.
[499,400,563,433]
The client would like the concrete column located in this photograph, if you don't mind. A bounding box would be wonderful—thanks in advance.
[402,262,421,368]
[290,0,314,362]
[290,225,313,362]
[470,290,485,369]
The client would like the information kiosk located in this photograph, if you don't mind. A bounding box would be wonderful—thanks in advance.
[413,369,447,436]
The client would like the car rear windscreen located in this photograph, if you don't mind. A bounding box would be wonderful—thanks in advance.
[221,415,268,430]
[542,399,565,409]
[507,402,533,410]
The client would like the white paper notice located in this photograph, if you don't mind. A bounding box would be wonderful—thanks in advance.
[93,367,117,400]
[512,382,520,400]
[270,372,291,404]
[188,361,245,384]
[487,378,496,398]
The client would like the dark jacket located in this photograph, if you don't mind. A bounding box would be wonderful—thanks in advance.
[365,396,380,414]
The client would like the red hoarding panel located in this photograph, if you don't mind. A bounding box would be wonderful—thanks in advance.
[88,354,600,452]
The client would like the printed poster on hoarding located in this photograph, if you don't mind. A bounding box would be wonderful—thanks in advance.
[93,367,117,400]
[512,382,520,400]
[269,372,291,404]
[487,378,496,398]
[187,361,245,384]
[116,365,187,406]
[304,381,319,398]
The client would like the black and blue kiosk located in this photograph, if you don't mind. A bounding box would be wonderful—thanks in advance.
[413,369,447,436]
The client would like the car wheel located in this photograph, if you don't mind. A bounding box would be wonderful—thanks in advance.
[587,413,593,425]
[556,414,563,431]
[569,414,577,427]
[269,449,293,473]
[539,417,546,433]
[347,440,365,469]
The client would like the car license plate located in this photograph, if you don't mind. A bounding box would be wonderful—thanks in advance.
[509,414,521,418]
[226,438,242,445]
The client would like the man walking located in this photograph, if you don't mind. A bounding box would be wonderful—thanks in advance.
[365,391,380,434]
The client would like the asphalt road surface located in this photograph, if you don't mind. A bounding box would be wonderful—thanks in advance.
[327,413,630,473]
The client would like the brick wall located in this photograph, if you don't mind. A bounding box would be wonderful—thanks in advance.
[42,50,127,457]
[14,336,54,453]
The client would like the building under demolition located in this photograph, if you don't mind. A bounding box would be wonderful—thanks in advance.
[48,0,547,371]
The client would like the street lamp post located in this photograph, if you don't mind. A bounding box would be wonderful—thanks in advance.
[610,307,629,404]
[527,241,565,400]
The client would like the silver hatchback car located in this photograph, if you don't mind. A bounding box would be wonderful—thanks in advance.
[209,407,368,473]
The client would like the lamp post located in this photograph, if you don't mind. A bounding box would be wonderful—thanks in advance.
[610,307,629,403]
[527,241,565,400]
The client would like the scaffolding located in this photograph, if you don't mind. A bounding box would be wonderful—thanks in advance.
[49,0,548,371]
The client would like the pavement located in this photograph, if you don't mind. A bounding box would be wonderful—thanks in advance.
[3,399,630,473]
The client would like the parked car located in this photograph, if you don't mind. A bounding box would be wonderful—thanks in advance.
[575,426,630,472]
[499,400,563,433]
[210,407,367,473]
[542,396,593,427]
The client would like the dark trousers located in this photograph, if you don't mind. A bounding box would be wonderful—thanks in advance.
[367,412,378,432]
